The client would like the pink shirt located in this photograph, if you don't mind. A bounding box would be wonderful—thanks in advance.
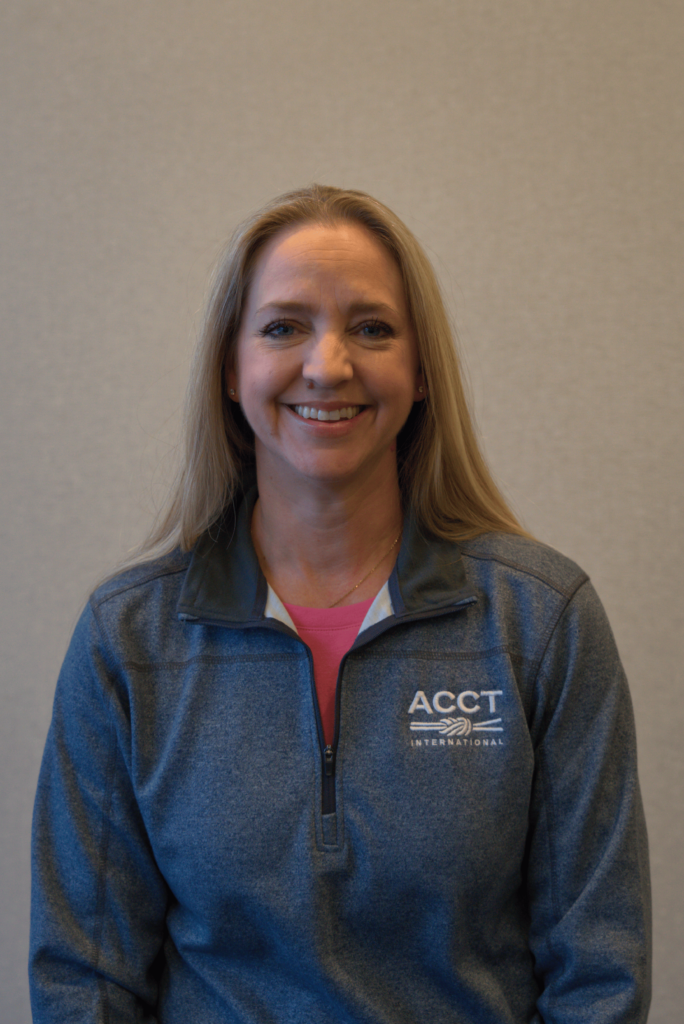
[284,597,375,746]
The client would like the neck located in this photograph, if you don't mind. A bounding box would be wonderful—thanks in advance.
[252,462,404,608]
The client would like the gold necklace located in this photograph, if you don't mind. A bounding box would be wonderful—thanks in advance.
[328,533,401,608]
[254,527,402,609]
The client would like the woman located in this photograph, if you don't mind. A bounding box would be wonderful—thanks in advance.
[30,185,651,1023]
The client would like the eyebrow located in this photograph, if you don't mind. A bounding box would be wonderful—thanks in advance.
[254,300,400,318]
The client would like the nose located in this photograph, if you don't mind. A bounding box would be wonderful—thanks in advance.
[302,331,353,388]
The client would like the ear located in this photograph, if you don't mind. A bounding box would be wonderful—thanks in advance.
[414,371,426,401]
[226,364,239,401]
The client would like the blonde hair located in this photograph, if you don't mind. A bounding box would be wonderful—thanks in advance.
[140,184,527,560]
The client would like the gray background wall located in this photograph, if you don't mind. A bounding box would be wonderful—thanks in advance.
[1,1,682,1021]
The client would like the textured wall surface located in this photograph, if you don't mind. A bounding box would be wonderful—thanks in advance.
[1,1,682,1021]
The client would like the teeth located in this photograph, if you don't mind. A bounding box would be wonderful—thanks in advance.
[293,405,361,421]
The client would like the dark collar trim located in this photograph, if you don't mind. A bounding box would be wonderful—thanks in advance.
[177,488,477,626]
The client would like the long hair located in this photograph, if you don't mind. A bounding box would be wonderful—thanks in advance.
[139,184,527,560]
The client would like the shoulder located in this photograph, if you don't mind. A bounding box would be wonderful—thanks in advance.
[458,532,589,603]
[455,533,608,657]
[84,549,193,660]
[92,548,192,604]
[455,534,621,677]
[91,549,192,610]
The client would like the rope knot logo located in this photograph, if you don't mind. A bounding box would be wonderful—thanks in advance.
[409,716,473,736]
[407,689,505,747]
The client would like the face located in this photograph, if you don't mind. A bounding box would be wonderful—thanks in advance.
[228,221,424,493]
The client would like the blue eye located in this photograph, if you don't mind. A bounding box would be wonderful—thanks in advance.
[261,321,296,337]
[360,319,392,338]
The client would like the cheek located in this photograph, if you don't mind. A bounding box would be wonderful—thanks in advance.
[388,369,420,412]
[233,358,290,428]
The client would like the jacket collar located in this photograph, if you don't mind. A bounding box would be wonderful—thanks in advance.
[176,486,477,626]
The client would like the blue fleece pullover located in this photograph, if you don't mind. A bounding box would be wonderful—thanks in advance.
[30,489,651,1022]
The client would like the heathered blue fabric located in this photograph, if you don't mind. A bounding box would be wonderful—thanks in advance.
[30,493,651,1023]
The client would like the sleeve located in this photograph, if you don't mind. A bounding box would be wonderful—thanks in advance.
[29,601,169,1024]
[525,579,651,1023]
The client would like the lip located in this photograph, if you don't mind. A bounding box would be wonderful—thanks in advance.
[290,402,363,422]
[285,403,369,428]
[287,400,365,411]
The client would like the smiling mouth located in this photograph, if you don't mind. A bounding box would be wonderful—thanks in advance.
[292,405,362,421]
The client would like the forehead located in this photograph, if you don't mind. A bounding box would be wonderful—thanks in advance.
[246,221,407,309]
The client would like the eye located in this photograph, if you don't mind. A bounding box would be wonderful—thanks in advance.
[358,319,393,339]
[260,320,297,338]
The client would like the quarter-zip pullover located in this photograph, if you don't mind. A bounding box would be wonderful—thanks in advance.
[30,488,651,1023]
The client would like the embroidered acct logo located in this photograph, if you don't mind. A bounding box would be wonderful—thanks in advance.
[408,689,505,749]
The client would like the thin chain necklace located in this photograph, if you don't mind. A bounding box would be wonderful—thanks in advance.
[328,533,401,608]
[253,518,402,609]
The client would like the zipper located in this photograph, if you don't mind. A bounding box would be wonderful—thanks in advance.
[318,647,354,815]
[307,643,342,816]
[322,745,336,814]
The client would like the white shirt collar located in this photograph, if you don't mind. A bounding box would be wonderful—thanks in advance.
[264,581,394,638]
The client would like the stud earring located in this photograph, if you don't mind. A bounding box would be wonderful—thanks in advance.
[229,388,236,396]
[418,386,424,393]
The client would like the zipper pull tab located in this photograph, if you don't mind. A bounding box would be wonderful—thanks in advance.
[324,745,335,777]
